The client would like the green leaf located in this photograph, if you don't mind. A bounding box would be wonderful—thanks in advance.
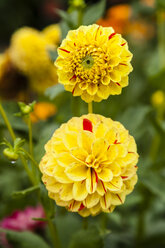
[118,105,151,136]
[48,49,58,62]
[1,229,50,248]
[45,84,65,100]
[142,171,165,202]
[69,225,103,248]
[12,185,40,198]
[83,0,106,25]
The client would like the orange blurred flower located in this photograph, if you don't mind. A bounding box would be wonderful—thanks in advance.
[30,102,57,123]
[97,4,132,34]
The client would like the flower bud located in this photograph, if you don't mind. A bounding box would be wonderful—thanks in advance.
[3,148,19,161]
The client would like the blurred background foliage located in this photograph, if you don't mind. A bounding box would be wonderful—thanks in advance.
[1,0,165,247]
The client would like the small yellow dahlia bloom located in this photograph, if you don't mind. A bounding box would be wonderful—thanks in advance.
[39,114,138,217]
[151,90,165,108]
[9,27,58,93]
[55,24,133,103]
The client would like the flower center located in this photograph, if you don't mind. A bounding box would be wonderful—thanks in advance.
[81,55,94,69]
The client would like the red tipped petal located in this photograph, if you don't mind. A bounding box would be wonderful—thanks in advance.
[94,170,98,184]
[117,194,123,203]
[121,42,126,46]
[108,32,116,40]
[69,75,76,81]
[78,203,85,211]
[59,48,70,53]
[101,180,107,193]
[121,176,128,179]
[83,119,93,132]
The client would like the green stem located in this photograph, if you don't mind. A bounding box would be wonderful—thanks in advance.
[0,102,16,141]
[88,102,93,113]
[78,8,83,27]
[72,97,80,116]
[28,116,33,156]
[20,155,36,185]
[82,218,88,229]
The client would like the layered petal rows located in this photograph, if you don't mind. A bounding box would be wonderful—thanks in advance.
[39,114,139,217]
[55,24,133,103]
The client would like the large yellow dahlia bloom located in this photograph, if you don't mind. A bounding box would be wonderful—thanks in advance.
[39,114,138,217]
[55,24,133,103]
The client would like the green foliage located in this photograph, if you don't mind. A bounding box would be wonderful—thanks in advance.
[83,0,106,25]
[2,229,50,248]
[69,225,104,248]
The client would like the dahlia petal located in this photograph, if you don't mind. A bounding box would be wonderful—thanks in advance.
[53,165,72,183]
[111,192,126,205]
[70,147,88,162]
[73,181,88,201]
[128,136,137,152]
[125,174,138,194]
[94,122,108,138]
[81,91,94,103]
[100,191,111,209]
[97,168,113,182]
[52,141,68,154]
[109,82,122,95]
[86,168,97,194]
[116,144,127,158]
[63,131,78,149]
[79,81,88,90]
[104,128,117,144]
[108,162,121,177]
[120,76,129,87]
[105,177,123,192]
[101,75,111,85]
[87,83,98,95]
[72,84,83,96]
[78,131,94,154]
[90,203,101,216]
[109,57,120,67]
[106,145,118,163]
[109,70,121,82]
[79,208,90,217]
[56,152,76,167]
[60,184,73,201]
[46,182,62,193]
[65,163,88,181]
[92,138,108,158]
[97,180,107,196]
[69,200,81,212]
[97,85,110,99]
[52,193,71,207]
[84,192,100,208]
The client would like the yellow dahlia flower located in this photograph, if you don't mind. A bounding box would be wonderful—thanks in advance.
[55,24,133,103]
[9,27,58,93]
[39,114,138,217]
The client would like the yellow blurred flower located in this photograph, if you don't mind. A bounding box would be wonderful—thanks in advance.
[42,24,61,46]
[39,114,138,217]
[97,4,132,34]
[30,102,57,123]
[151,90,165,108]
[55,24,133,103]
[9,26,59,93]
[0,52,28,100]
